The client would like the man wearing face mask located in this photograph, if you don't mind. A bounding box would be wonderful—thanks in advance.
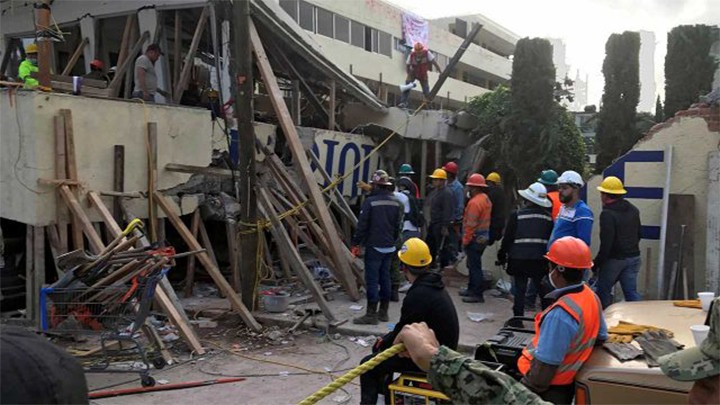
[18,43,39,89]
[517,236,607,404]
[547,171,594,248]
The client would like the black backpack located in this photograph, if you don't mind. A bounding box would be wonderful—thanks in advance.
[406,193,425,228]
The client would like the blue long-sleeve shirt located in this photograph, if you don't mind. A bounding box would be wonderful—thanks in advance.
[548,199,594,248]
[448,179,464,221]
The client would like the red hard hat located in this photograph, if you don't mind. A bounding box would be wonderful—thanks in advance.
[90,59,104,69]
[443,162,458,175]
[465,173,487,187]
[544,236,593,269]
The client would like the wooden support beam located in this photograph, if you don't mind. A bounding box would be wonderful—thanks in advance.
[46,225,64,278]
[184,210,201,298]
[428,23,483,101]
[227,221,241,292]
[165,163,238,178]
[308,150,357,225]
[154,192,262,331]
[124,19,139,99]
[0,39,18,77]
[113,145,125,223]
[25,226,45,325]
[58,186,104,254]
[109,31,150,97]
[250,21,358,300]
[116,15,135,70]
[328,80,336,130]
[147,122,158,242]
[173,10,181,89]
[174,6,209,104]
[54,114,68,253]
[61,37,89,76]
[36,0,52,87]
[60,109,85,251]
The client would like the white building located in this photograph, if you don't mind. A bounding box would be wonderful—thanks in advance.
[638,30,656,113]
[547,37,569,82]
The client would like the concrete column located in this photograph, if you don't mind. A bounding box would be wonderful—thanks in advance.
[707,151,720,293]
[138,8,169,104]
[79,15,96,73]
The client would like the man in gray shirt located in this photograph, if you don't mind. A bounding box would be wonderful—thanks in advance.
[133,43,168,102]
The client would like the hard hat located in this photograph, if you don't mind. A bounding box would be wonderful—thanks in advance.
[442,162,458,175]
[429,168,447,180]
[413,42,425,52]
[109,66,117,73]
[557,170,584,188]
[486,172,501,184]
[597,176,627,195]
[25,43,38,54]
[519,182,552,207]
[398,163,415,175]
[398,237,433,267]
[90,59,104,69]
[544,236,593,270]
[370,169,393,186]
[538,169,559,186]
[465,173,487,187]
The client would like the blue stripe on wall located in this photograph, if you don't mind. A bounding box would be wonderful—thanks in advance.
[641,225,661,240]
[625,187,664,199]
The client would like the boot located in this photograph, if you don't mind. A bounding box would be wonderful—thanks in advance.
[462,293,485,303]
[354,301,379,325]
[390,284,400,302]
[378,301,390,322]
[459,287,471,297]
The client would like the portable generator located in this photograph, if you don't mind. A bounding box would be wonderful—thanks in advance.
[388,373,450,405]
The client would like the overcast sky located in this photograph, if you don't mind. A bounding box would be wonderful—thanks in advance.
[386,0,719,108]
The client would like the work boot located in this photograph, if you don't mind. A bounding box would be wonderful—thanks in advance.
[354,301,379,325]
[378,301,390,322]
[462,293,485,303]
[390,284,400,302]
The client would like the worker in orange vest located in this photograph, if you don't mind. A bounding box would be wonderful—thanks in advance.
[538,169,561,220]
[458,174,492,303]
[517,236,608,404]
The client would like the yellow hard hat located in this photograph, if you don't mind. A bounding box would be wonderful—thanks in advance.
[398,237,433,267]
[429,168,447,180]
[25,43,38,54]
[486,172,501,184]
[597,176,627,195]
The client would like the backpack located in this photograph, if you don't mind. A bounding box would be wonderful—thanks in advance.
[406,193,425,228]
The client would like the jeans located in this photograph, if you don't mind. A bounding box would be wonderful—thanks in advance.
[359,353,419,404]
[595,256,642,309]
[510,259,549,316]
[365,248,394,302]
[427,224,452,268]
[466,242,486,297]
[525,278,539,306]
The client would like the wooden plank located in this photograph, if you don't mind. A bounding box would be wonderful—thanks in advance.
[308,150,357,225]
[154,192,262,331]
[61,37,89,76]
[198,214,220,268]
[109,31,150,97]
[173,10,181,89]
[124,19,138,99]
[58,185,104,254]
[59,109,84,251]
[249,22,358,300]
[165,163,238,178]
[36,0,52,88]
[184,210,201,298]
[116,15,135,70]
[54,114,68,253]
[657,145,673,299]
[113,145,125,223]
[174,6,209,104]
[45,225,64,278]
[227,222,241,292]
[147,122,158,242]
[258,188,337,322]
[87,191,124,237]
[428,23,483,101]
[328,80,336,130]
[25,226,35,322]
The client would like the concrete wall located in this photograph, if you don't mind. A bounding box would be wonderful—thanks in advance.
[0,91,212,225]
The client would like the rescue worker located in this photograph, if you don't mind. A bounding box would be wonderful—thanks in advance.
[398,42,443,107]
[593,176,642,309]
[548,170,593,248]
[485,172,507,245]
[132,43,169,102]
[83,59,110,84]
[351,170,403,325]
[425,169,455,269]
[18,43,39,88]
[397,163,420,199]
[539,169,561,220]
[498,182,554,317]
[443,161,464,262]
[360,238,459,404]
[517,236,608,404]
[459,174,492,303]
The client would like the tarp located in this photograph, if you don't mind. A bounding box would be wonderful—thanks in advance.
[402,12,429,48]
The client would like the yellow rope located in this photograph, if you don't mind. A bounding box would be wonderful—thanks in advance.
[298,343,406,405]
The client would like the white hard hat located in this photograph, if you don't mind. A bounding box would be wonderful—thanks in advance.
[519,182,552,208]
[557,170,584,187]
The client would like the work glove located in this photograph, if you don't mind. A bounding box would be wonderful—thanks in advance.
[351,246,361,258]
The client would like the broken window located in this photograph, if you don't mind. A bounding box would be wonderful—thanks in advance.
[317,7,333,38]
[378,31,391,57]
[334,15,350,43]
[280,0,299,21]
[351,21,365,48]
[299,0,315,32]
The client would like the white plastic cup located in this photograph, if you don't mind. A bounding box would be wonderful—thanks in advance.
[698,292,715,312]
[690,324,710,346]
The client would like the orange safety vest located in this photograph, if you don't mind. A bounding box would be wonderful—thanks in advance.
[517,284,602,386]
[547,191,561,220]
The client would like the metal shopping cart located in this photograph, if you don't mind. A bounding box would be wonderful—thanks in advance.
[40,266,168,387]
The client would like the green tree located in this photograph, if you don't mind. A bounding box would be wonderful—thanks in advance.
[664,25,719,118]
[655,96,664,122]
[595,31,641,173]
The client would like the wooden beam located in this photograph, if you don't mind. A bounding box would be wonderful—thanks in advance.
[227,222,241,292]
[249,21,359,300]
[0,39,18,76]
[61,37,89,76]
[173,10,181,89]
[46,225,64,278]
[147,122,158,242]
[174,6,209,104]
[87,191,123,237]
[328,80,336,130]
[113,145,125,223]
[58,185,104,254]
[36,0,52,87]
[124,18,139,99]
[165,163,238,178]
[109,30,150,97]
[59,109,85,251]
[308,150,357,225]
[54,114,68,253]
[428,23,483,101]
[154,192,262,331]
[25,226,45,324]
[184,210,201,298]
[116,15,135,70]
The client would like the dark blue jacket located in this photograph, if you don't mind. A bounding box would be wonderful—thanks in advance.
[500,205,554,261]
[352,189,403,248]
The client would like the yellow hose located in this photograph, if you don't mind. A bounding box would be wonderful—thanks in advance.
[298,343,406,405]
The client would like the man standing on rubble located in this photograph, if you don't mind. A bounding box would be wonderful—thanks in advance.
[443,162,464,263]
[133,44,169,102]
[18,43,39,89]
[593,176,642,309]
[426,169,455,269]
[459,174,492,303]
[360,238,459,404]
[351,170,404,325]
[548,171,593,248]
[485,172,507,245]
[398,42,443,107]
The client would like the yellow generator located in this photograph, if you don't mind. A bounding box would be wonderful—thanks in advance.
[388,374,450,405]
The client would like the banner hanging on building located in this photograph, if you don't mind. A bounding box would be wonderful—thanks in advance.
[402,12,429,48]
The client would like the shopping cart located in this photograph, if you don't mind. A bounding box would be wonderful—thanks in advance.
[40,266,168,387]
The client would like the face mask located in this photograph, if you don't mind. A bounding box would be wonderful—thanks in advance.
[548,269,558,289]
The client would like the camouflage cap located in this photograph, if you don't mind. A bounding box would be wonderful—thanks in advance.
[659,297,720,381]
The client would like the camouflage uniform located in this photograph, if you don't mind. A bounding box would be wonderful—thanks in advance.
[659,297,720,381]
[429,346,550,404]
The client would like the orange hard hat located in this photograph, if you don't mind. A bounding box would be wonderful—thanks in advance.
[90,59,104,69]
[413,42,424,52]
[544,236,593,269]
[465,173,487,187]
[443,161,458,175]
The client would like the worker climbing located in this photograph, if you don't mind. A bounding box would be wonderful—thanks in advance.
[398,42,443,107]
